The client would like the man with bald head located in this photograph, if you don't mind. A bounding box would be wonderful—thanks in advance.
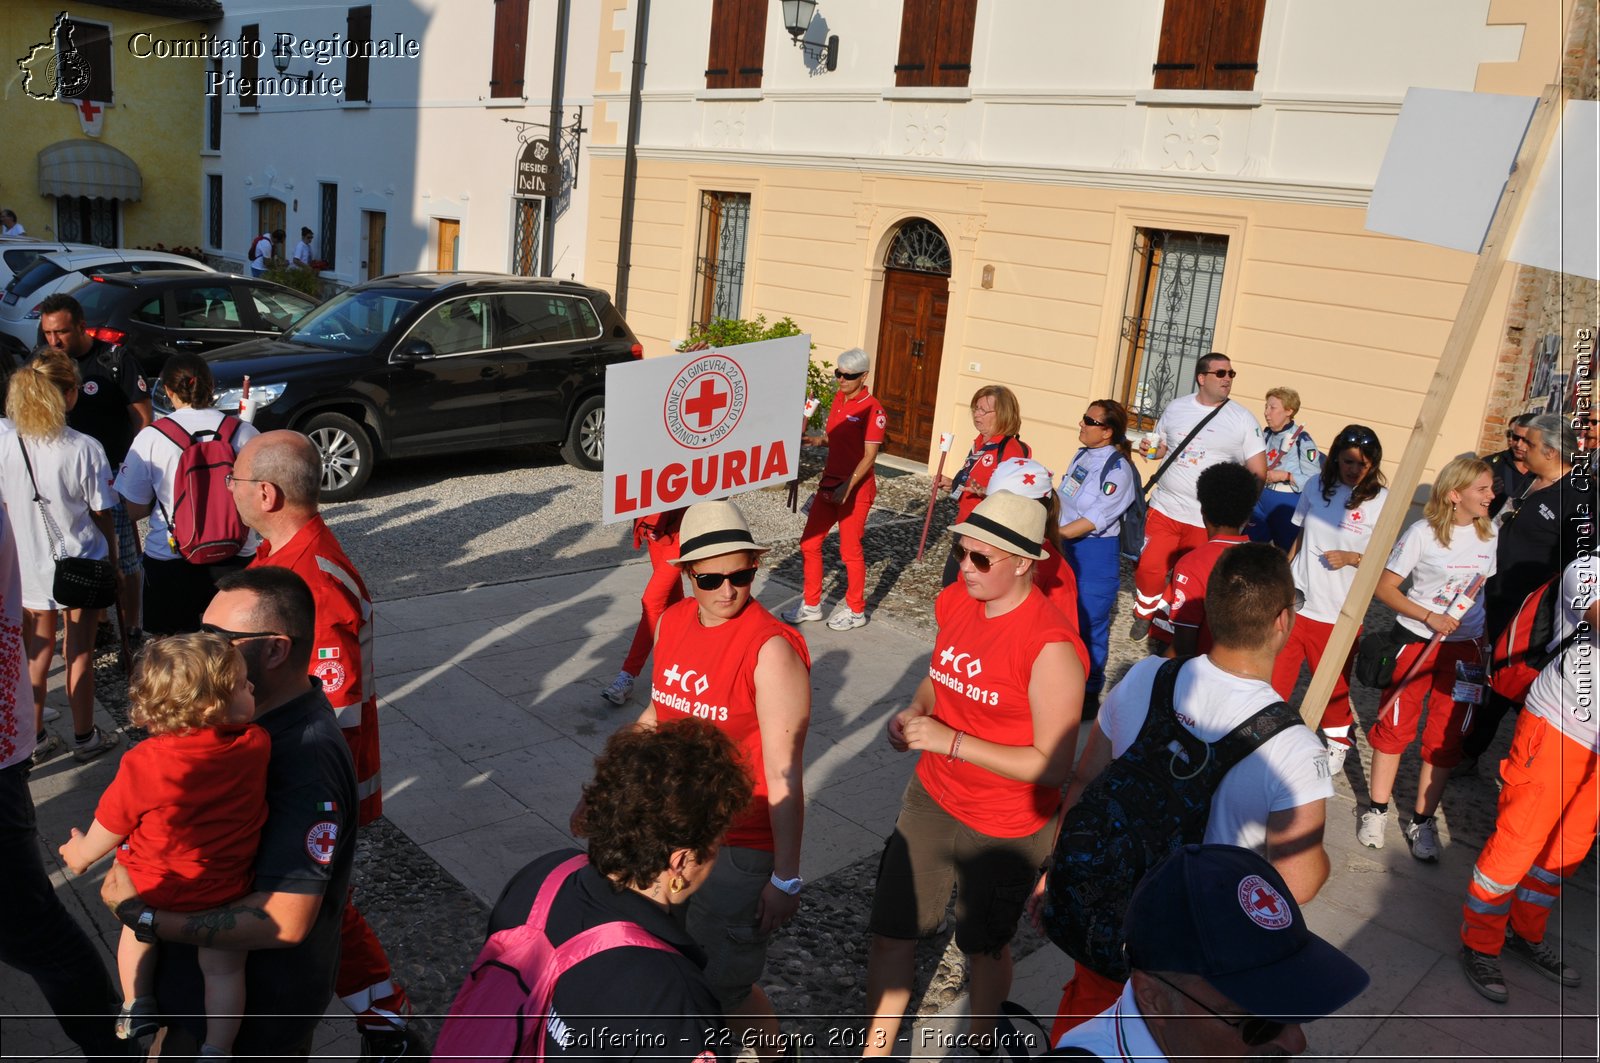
[228,430,419,1058]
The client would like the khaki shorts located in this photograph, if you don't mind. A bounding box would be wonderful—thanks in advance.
[869,775,1056,958]
[680,844,774,1010]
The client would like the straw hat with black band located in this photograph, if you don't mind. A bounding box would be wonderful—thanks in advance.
[671,500,770,566]
[947,490,1049,561]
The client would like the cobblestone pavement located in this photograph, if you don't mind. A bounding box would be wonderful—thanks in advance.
[80,446,1559,1050]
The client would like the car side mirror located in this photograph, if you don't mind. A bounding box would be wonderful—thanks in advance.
[394,338,436,361]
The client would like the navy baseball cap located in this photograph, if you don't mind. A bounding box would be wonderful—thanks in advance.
[1124,844,1370,1024]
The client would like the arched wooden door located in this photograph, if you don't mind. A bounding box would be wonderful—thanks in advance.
[873,220,951,460]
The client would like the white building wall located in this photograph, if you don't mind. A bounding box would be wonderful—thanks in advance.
[210,0,600,284]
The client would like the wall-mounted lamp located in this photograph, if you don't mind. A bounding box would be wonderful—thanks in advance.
[780,0,838,72]
[981,264,995,289]
[271,38,313,86]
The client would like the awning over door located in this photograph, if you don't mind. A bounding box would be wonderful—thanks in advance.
[37,140,143,201]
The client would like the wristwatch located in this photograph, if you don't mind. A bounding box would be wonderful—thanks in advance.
[769,873,805,896]
[118,900,158,943]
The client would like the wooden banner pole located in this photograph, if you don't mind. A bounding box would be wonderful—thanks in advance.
[1298,84,1563,727]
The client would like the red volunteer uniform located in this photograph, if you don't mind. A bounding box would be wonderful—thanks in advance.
[621,510,685,677]
[918,583,1078,837]
[799,388,887,614]
[96,726,270,909]
[951,434,1031,524]
[1161,533,1249,652]
[252,515,409,1032]
[651,597,812,850]
[1033,542,1089,675]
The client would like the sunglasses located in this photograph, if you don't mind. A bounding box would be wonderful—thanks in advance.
[1149,972,1287,1047]
[1509,433,1530,444]
[1081,413,1108,428]
[199,622,289,644]
[1335,430,1378,448]
[690,567,758,591]
[1206,369,1238,379]
[834,370,866,381]
[956,545,1006,573]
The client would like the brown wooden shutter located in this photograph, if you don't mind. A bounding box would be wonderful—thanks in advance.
[1206,0,1266,90]
[490,0,529,98]
[932,0,977,87]
[63,20,114,103]
[345,6,372,103]
[895,0,939,87]
[707,0,764,90]
[240,24,259,108]
[1153,0,1213,90]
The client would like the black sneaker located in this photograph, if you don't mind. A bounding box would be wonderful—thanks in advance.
[1460,946,1509,1003]
[1128,617,1152,641]
[1505,929,1580,987]
[360,1025,430,1062]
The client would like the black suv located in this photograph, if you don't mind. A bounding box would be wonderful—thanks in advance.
[64,271,319,378]
[188,273,641,501]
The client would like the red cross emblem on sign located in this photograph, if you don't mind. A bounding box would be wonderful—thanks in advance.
[77,99,101,122]
[682,377,731,429]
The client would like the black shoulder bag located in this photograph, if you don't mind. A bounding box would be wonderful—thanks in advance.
[17,436,118,610]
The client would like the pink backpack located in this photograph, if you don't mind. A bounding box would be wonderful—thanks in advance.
[152,416,249,564]
[433,854,675,1061]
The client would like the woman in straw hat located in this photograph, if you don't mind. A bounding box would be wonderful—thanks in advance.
[628,499,812,1062]
[862,491,1085,1056]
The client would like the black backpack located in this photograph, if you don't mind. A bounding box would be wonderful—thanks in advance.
[1041,658,1299,981]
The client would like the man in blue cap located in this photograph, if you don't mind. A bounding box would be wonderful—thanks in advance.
[1056,844,1368,1060]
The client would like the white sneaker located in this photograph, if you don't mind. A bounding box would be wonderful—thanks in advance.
[41,705,60,723]
[781,601,824,624]
[1405,817,1441,862]
[826,606,867,631]
[1325,740,1350,776]
[600,671,634,706]
[1357,806,1388,849]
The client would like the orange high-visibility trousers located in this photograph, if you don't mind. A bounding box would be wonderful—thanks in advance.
[1460,712,1599,954]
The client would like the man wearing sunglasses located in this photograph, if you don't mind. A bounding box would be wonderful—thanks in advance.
[226,430,422,1060]
[1485,412,1536,518]
[100,567,359,1058]
[1132,353,1266,642]
[1056,844,1368,1060]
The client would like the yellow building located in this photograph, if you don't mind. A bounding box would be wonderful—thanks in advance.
[2,0,220,249]
[583,0,1588,479]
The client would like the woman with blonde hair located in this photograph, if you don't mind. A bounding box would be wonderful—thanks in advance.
[936,384,1032,586]
[1250,386,1321,549]
[1359,455,1498,861]
[0,349,119,763]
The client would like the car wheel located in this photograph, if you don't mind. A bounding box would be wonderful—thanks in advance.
[560,395,605,471]
[303,412,375,502]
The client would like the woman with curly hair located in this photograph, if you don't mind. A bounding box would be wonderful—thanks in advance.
[1271,425,1390,774]
[57,631,269,1053]
[1359,455,1498,862]
[0,349,119,763]
[441,720,755,1061]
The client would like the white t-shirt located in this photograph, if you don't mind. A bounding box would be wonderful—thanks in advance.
[1096,655,1333,854]
[1385,519,1498,641]
[1291,475,1389,624]
[250,234,272,272]
[1055,982,1162,1057]
[116,409,260,562]
[1525,554,1598,754]
[1149,395,1265,527]
[1,223,23,237]
[292,239,314,266]
[0,505,36,768]
[0,426,117,610]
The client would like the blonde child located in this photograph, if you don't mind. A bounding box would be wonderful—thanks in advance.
[59,632,269,1056]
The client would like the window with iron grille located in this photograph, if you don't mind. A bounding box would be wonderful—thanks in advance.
[206,60,222,149]
[705,0,767,90]
[240,25,259,108]
[691,192,751,329]
[1153,0,1267,91]
[894,0,978,88]
[1119,229,1229,429]
[56,197,118,247]
[208,174,223,249]
[490,0,529,98]
[319,183,338,265]
[511,197,542,276]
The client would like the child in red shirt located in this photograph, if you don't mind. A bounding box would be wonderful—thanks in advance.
[59,632,270,1055]
[1162,462,1261,658]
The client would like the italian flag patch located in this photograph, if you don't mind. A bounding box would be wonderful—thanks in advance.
[317,801,338,812]
[317,647,340,660]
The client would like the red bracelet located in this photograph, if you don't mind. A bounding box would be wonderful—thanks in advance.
[948,730,966,762]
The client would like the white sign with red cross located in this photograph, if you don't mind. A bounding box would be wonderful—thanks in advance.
[602,335,811,523]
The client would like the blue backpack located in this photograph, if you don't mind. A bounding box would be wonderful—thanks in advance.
[1040,658,1298,981]
[1097,451,1147,562]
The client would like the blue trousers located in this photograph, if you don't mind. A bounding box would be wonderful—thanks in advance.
[1063,536,1120,695]
[1249,489,1302,550]
[0,761,130,1061]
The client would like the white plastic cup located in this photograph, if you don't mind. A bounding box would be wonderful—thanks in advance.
[1141,432,1161,460]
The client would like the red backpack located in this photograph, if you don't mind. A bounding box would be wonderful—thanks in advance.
[1487,574,1577,702]
[433,854,675,1062]
[152,416,249,564]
